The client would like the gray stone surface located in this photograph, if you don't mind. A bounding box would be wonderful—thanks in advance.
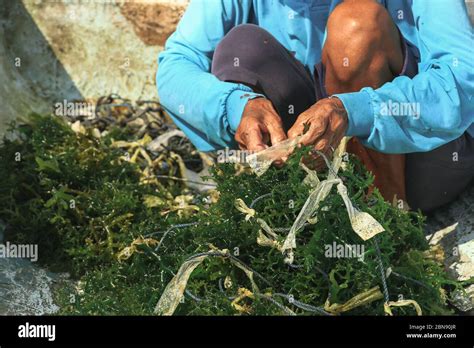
[425,183,474,312]
[0,259,62,315]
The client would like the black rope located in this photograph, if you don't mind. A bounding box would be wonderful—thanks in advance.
[273,293,332,316]
[373,237,390,304]
[253,293,296,316]
[390,270,433,291]
[249,193,272,209]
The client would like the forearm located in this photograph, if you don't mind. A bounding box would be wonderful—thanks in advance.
[157,52,263,150]
[156,0,257,151]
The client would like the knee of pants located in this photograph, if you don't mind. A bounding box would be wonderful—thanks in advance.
[211,24,278,81]
[406,189,443,213]
[405,137,474,213]
[211,23,316,130]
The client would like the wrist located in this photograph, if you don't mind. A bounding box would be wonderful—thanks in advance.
[243,96,270,119]
[227,90,265,132]
[328,96,348,122]
[246,96,267,109]
[332,91,374,138]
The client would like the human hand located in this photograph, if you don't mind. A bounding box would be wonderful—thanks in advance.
[235,98,287,152]
[287,97,348,169]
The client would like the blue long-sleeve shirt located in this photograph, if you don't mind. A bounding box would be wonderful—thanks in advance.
[157,0,474,153]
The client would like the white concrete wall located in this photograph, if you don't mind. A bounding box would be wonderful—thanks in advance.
[0,0,189,132]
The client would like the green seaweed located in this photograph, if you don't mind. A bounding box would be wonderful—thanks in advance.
[0,114,463,315]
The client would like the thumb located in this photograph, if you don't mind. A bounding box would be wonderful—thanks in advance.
[287,121,305,140]
[246,126,268,152]
[267,121,287,146]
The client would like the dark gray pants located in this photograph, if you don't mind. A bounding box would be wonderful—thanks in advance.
[211,24,474,212]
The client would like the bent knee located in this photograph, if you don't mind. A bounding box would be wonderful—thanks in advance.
[328,0,391,36]
[214,24,272,59]
[324,0,402,83]
[212,24,284,79]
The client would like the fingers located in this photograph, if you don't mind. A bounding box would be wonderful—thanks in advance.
[258,101,287,146]
[293,109,338,169]
[287,116,307,140]
[244,126,268,152]
[288,109,328,146]
[312,132,333,154]
[307,120,344,169]
[299,120,328,146]
[280,98,349,169]
[266,119,287,146]
[264,113,288,166]
[235,101,286,152]
[313,114,344,154]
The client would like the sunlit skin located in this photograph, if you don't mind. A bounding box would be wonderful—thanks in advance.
[235,0,404,169]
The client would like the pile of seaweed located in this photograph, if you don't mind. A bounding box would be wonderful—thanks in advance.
[0,113,465,315]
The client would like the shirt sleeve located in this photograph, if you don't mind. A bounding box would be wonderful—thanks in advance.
[334,0,474,154]
[156,0,263,151]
